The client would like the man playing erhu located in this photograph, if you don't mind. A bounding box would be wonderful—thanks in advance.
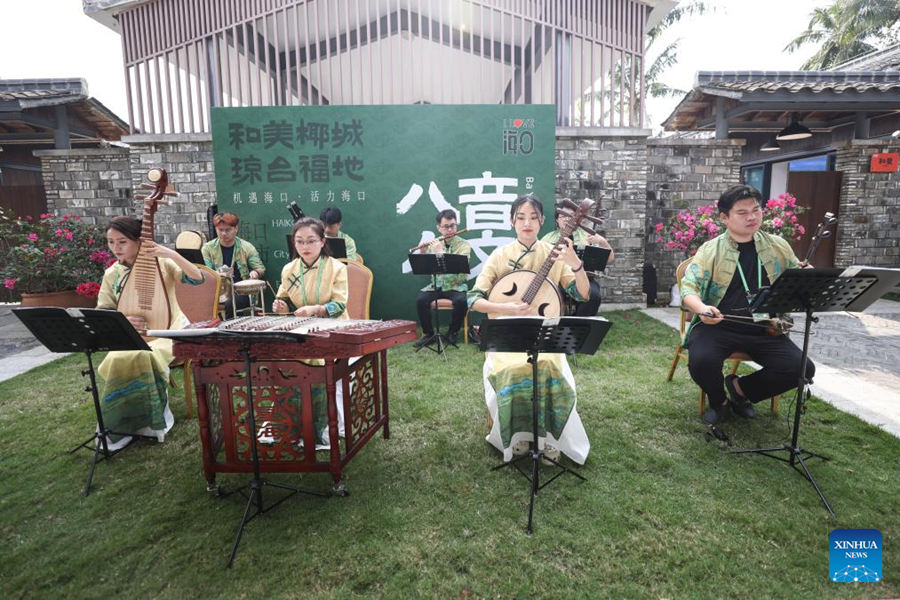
[680,184,815,425]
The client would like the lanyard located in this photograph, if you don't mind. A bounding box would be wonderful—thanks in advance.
[734,256,762,294]
[292,256,325,306]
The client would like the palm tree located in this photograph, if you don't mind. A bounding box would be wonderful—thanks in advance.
[577,1,709,127]
[785,0,900,70]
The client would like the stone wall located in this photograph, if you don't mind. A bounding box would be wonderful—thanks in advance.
[555,128,650,304]
[834,139,900,268]
[35,148,132,225]
[645,138,745,300]
[125,134,216,245]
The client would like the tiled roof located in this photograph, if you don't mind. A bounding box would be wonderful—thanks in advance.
[831,43,900,72]
[694,71,900,95]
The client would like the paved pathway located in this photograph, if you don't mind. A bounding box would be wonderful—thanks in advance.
[642,299,900,438]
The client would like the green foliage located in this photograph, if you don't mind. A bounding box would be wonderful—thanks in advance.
[0,207,109,296]
[0,312,897,599]
[785,0,900,69]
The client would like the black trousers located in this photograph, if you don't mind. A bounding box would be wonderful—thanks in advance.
[416,290,467,336]
[575,278,602,316]
[222,293,251,319]
[686,324,815,408]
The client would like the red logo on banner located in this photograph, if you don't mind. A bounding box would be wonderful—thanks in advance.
[870,153,898,172]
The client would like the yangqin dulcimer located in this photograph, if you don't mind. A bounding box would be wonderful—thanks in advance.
[156,317,417,494]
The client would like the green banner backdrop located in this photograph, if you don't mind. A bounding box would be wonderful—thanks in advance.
[210,104,555,320]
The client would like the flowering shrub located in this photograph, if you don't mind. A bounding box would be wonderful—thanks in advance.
[656,194,807,256]
[760,193,806,240]
[0,208,110,297]
[655,204,722,257]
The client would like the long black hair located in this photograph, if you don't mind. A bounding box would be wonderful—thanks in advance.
[509,194,544,221]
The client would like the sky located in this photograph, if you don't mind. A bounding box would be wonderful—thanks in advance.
[0,0,827,131]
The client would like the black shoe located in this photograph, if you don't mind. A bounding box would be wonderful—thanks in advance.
[446,331,459,345]
[725,374,755,418]
[413,335,431,348]
[702,403,729,425]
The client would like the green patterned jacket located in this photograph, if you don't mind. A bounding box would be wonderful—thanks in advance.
[201,237,266,280]
[680,230,799,344]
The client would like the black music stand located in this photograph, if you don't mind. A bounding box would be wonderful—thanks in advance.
[575,245,611,274]
[12,307,150,497]
[325,237,347,259]
[408,252,470,356]
[730,267,900,517]
[479,316,611,534]
[224,337,329,568]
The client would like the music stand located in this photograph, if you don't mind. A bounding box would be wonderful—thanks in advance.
[325,237,347,260]
[479,316,611,534]
[575,245,611,274]
[730,267,900,516]
[175,247,204,264]
[224,337,328,568]
[12,307,150,497]
[408,252,470,356]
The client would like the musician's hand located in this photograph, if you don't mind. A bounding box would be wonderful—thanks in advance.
[501,301,532,316]
[698,305,723,325]
[552,237,581,269]
[142,241,177,261]
[294,305,323,317]
[249,270,260,279]
[587,233,604,246]
[126,315,147,331]
[798,261,814,269]
[272,299,289,314]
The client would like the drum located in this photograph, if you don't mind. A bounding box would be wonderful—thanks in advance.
[234,279,266,295]
[175,230,206,249]
[233,279,267,316]
[174,230,206,264]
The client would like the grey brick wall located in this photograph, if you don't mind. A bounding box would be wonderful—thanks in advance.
[834,139,900,268]
[34,148,133,225]
[646,138,745,301]
[555,131,648,304]
[125,134,216,246]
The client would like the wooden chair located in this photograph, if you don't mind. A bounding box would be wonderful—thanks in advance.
[431,298,469,344]
[340,259,373,320]
[173,264,221,418]
[667,258,778,416]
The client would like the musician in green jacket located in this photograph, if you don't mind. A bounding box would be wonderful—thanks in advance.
[201,212,265,318]
[540,204,615,316]
[680,184,815,425]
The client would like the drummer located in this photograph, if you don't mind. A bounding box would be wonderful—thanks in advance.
[201,212,266,318]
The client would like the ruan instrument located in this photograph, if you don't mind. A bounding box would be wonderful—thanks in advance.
[116,168,178,337]
[487,198,598,318]
[409,228,469,253]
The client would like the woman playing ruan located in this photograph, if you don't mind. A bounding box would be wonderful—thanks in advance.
[468,195,592,464]
[272,218,349,447]
[96,216,203,448]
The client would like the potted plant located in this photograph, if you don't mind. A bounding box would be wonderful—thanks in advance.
[655,194,807,304]
[1,208,111,307]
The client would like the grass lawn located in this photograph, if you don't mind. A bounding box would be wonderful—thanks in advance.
[0,311,896,599]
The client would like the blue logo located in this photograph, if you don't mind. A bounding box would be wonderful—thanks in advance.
[829,529,882,582]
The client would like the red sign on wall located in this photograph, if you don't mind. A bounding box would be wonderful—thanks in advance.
[870,153,899,172]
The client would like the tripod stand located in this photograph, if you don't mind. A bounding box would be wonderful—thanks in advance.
[226,339,328,568]
[408,252,470,357]
[480,316,611,534]
[730,266,900,517]
[12,307,151,497]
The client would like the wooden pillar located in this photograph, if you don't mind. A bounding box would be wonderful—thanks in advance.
[54,105,71,149]
[715,97,728,140]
